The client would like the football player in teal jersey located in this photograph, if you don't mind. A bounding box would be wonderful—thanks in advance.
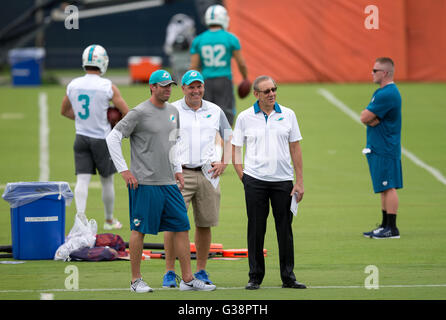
[360,57,403,239]
[190,4,248,126]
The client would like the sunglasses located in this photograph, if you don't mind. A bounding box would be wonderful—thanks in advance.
[372,69,386,73]
[256,87,277,94]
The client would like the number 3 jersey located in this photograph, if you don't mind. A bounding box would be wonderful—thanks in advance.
[190,29,241,80]
[66,74,114,139]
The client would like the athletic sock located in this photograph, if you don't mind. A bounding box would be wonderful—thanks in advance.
[386,213,397,229]
[381,209,387,228]
[74,174,91,215]
[100,175,115,222]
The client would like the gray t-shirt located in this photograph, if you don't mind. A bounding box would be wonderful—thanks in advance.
[114,99,180,185]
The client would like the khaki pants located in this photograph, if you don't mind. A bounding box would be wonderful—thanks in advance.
[182,168,221,227]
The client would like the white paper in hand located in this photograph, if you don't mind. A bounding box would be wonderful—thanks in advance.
[201,162,220,189]
[290,193,299,216]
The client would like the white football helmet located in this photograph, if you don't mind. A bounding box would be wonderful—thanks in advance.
[204,4,229,30]
[82,44,109,75]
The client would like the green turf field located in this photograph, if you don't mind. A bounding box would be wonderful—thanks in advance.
[0,73,445,301]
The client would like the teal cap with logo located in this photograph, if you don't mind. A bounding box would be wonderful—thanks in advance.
[149,69,177,86]
[181,70,204,85]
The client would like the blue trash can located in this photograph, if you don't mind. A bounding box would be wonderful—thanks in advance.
[8,48,45,86]
[2,182,73,260]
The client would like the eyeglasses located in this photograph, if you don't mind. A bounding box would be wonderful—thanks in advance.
[372,69,386,73]
[256,87,277,94]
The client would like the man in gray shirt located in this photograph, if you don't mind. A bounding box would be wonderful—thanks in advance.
[106,70,216,293]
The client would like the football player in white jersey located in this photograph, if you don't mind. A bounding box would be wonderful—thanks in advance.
[61,44,129,230]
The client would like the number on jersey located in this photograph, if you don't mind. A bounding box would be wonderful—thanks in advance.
[78,94,90,120]
[201,44,226,67]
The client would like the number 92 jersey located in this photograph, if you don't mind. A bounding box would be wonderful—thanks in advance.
[67,74,114,139]
[190,29,241,80]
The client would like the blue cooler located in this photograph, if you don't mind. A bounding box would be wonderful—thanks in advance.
[2,182,73,260]
[8,48,45,86]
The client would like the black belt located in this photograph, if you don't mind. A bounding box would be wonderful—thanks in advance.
[182,166,202,171]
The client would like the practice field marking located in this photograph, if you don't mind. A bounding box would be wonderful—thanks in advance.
[0,113,24,120]
[1,283,446,294]
[317,88,446,186]
[39,92,49,182]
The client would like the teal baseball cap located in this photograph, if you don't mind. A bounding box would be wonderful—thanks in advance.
[149,69,176,86]
[181,70,204,85]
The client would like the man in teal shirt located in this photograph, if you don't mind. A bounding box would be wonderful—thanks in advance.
[190,4,248,126]
[360,57,402,239]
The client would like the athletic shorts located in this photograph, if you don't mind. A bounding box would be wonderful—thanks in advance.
[74,134,116,177]
[204,77,236,126]
[181,168,221,227]
[128,184,190,235]
[366,152,403,193]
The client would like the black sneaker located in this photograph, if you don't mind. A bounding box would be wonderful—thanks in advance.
[372,227,400,239]
[245,282,260,290]
[282,281,306,289]
[363,225,384,238]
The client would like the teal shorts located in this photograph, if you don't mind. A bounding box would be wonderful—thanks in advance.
[128,184,190,235]
[366,153,403,193]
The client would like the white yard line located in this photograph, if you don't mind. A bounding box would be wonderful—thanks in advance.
[1,283,446,294]
[38,92,49,182]
[317,88,446,186]
[0,113,24,120]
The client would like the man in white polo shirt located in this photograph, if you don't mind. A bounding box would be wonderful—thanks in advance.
[232,75,306,290]
[162,70,232,287]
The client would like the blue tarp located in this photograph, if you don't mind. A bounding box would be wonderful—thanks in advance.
[2,181,73,208]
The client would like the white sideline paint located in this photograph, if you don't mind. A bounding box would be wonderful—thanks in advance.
[1,283,446,294]
[1,113,24,120]
[317,88,446,186]
[39,92,50,182]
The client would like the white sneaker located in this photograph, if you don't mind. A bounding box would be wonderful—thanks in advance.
[179,278,216,291]
[130,278,153,293]
[104,219,122,230]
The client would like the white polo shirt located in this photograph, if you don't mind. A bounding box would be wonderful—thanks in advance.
[232,101,302,182]
[172,97,232,168]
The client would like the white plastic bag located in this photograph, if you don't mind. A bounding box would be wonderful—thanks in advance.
[54,213,97,261]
